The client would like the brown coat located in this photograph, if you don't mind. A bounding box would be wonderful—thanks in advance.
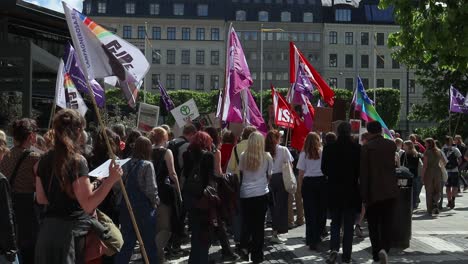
[360,135,398,206]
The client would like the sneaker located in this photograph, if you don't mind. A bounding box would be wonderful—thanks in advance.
[326,251,338,264]
[238,249,249,262]
[378,249,388,264]
[270,235,284,244]
[450,198,456,209]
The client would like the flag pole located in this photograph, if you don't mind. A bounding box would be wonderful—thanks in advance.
[453,113,461,137]
[48,100,57,129]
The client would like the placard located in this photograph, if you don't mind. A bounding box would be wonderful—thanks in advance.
[314,107,333,132]
[171,99,200,128]
[137,103,160,132]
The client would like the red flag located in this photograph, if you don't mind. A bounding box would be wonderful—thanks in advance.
[290,109,309,151]
[272,85,294,128]
[290,42,335,106]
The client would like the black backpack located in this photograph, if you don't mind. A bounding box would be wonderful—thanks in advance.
[167,137,188,176]
[184,150,207,198]
[444,148,459,170]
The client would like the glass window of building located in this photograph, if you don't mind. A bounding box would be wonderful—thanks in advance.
[211,51,220,65]
[409,79,416,94]
[236,10,247,21]
[303,12,313,22]
[275,73,282,80]
[196,50,205,64]
[361,32,369,45]
[196,28,205,40]
[345,78,354,90]
[152,49,161,64]
[281,12,291,22]
[361,54,369,68]
[149,3,159,15]
[151,74,159,89]
[125,3,135,14]
[329,31,337,44]
[377,55,385,68]
[174,3,184,15]
[85,2,91,13]
[182,28,191,40]
[392,58,400,69]
[335,9,351,22]
[197,4,208,16]
[275,0,282,3]
[392,79,400,89]
[345,32,353,45]
[152,27,161,39]
[258,11,269,22]
[98,2,106,13]
[298,0,305,4]
[252,72,257,80]
[345,54,353,68]
[137,26,145,39]
[196,75,204,90]
[181,50,190,64]
[362,78,369,89]
[329,78,337,89]
[250,52,257,60]
[167,27,176,40]
[267,72,273,80]
[181,74,190,89]
[287,0,294,4]
[211,75,219,90]
[265,0,272,3]
[376,33,385,45]
[166,74,175,89]
[167,50,175,64]
[123,26,132,39]
[377,79,385,88]
[211,28,220,41]
[329,54,337,67]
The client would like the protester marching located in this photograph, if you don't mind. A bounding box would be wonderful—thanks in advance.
[1,4,468,264]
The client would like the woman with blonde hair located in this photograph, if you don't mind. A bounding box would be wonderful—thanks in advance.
[297,132,326,251]
[238,132,273,263]
[422,138,446,216]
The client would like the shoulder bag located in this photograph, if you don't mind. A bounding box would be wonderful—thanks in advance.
[281,147,297,194]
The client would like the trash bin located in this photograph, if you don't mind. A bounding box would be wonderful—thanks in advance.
[390,167,413,249]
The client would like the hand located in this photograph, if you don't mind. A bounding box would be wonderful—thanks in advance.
[108,160,123,184]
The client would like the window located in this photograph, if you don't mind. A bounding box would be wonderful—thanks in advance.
[167,50,175,64]
[149,3,159,15]
[267,72,273,81]
[361,32,369,45]
[236,10,247,21]
[174,3,184,15]
[281,12,291,22]
[377,79,385,88]
[166,74,175,89]
[392,79,400,90]
[250,52,257,60]
[196,75,204,90]
[275,73,282,80]
[181,74,190,89]
[361,55,369,68]
[335,9,351,22]
[329,31,337,44]
[303,12,313,22]
[345,78,354,90]
[211,28,220,41]
[152,49,160,64]
[307,33,321,42]
[258,11,269,22]
[152,27,161,39]
[345,54,353,68]
[345,32,353,45]
[167,27,176,40]
[362,78,369,89]
[123,26,132,39]
[308,53,319,62]
[409,79,416,94]
[151,74,159,89]
[98,2,106,13]
[392,58,400,69]
[196,50,205,65]
[376,33,385,46]
[182,28,191,40]
[329,54,337,67]
[181,50,190,64]
[197,4,208,16]
[85,2,91,13]
[211,51,219,65]
[211,75,219,90]
[298,0,305,3]
[377,55,385,68]
[328,78,337,89]
[137,26,145,39]
[125,3,135,14]
[196,28,205,40]
[287,0,294,4]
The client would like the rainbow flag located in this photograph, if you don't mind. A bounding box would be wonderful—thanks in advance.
[352,77,393,139]
[55,61,88,117]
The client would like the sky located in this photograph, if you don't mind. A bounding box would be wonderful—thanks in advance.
[24,0,83,13]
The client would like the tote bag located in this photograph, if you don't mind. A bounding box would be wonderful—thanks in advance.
[281,147,297,194]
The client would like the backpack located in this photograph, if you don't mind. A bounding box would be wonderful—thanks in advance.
[184,150,207,198]
[167,137,188,176]
[444,148,459,170]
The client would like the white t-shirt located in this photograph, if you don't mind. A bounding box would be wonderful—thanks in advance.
[296,151,323,177]
[239,152,273,198]
[271,145,294,174]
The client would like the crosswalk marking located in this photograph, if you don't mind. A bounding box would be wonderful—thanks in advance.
[413,236,464,252]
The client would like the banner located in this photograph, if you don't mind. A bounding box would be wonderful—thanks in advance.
[137,103,160,132]
[171,99,200,127]
[55,60,88,117]
[450,86,468,114]
[272,86,294,128]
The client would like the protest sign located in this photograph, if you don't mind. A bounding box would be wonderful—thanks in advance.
[137,103,160,132]
[171,99,200,127]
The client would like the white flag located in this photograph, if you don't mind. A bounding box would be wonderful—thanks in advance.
[55,60,88,117]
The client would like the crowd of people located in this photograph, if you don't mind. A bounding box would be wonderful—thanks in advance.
[0,109,467,264]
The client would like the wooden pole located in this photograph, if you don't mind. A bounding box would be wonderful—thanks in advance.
[453,113,461,137]
[48,100,57,129]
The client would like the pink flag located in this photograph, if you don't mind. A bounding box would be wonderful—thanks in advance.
[301,94,315,130]
[244,89,268,134]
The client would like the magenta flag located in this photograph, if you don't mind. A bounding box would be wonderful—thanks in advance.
[450,85,468,114]
[244,89,268,134]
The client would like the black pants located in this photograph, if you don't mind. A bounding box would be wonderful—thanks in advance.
[330,207,355,261]
[269,173,289,234]
[13,193,38,264]
[301,176,327,246]
[366,199,395,261]
[240,194,268,262]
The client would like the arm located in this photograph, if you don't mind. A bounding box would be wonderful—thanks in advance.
[298,169,305,183]
[421,155,428,184]
[214,149,223,177]
[227,147,238,174]
[321,147,330,176]
[165,149,182,201]
[35,177,49,205]
[142,162,160,208]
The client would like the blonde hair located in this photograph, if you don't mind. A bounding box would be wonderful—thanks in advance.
[243,132,270,171]
[0,130,6,141]
[303,132,321,160]
[150,127,168,145]
[403,140,417,157]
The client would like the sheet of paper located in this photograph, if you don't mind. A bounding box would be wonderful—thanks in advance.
[88,158,131,178]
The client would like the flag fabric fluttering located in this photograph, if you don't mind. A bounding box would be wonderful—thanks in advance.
[272,86,294,128]
[290,42,335,106]
[321,0,361,8]
[244,89,268,133]
[55,60,88,117]
[63,43,105,108]
[450,86,468,114]
[289,63,315,105]
[290,106,309,151]
[62,2,149,107]
[352,76,393,139]
[158,81,175,112]
[300,94,315,130]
